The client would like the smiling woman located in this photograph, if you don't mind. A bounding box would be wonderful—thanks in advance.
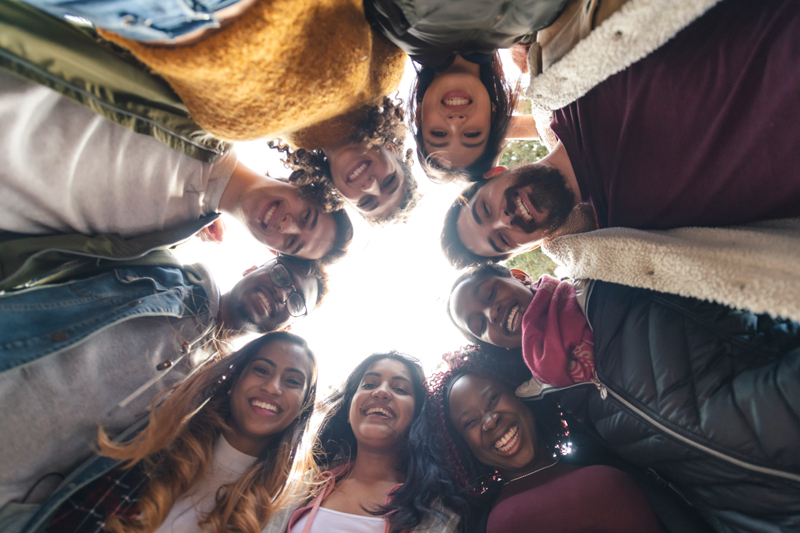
[38,332,318,533]
[268,352,459,533]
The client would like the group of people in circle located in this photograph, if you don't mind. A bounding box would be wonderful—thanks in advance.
[1,0,799,532]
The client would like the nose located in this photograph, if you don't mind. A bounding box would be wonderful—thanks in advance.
[446,113,466,125]
[360,176,381,195]
[485,302,502,326]
[489,208,513,230]
[277,214,299,234]
[482,411,499,432]
[262,374,282,396]
[273,284,292,305]
[372,382,391,400]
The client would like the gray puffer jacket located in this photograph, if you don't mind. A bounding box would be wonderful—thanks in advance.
[520,281,800,533]
[364,0,567,66]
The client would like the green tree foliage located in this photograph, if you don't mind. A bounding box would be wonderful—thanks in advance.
[498,139,548,167]
[504,248,558,280]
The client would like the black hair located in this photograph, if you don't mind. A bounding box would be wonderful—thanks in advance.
[410,52,519,184]
[274,255,330,309]
[441,181,512,269]
[314,352,451,532]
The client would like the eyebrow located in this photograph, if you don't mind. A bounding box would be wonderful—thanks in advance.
[255,357,307,380]
[471,201,483,225]
[360,197,378,212]
[488,236,503,254]
[310,208,319,231]
[363,371,412,384]
[291,239,305,255]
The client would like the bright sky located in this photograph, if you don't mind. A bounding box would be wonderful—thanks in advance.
[175,53,525,392]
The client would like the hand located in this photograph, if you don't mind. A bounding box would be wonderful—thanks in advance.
[197,218,226,243]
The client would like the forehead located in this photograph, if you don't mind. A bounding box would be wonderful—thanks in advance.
[426,142,485,170]
[251,339,312,374]
[362,358,413,381]
[448,374,494,414]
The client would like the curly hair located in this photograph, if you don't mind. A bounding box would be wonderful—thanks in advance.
[410,52,519,184]
[274,254,331,310]
[425,346,569,502]
[99,332,318,533]
[272,96,422,225]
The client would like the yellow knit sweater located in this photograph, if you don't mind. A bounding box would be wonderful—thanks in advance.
[99,0,406,142]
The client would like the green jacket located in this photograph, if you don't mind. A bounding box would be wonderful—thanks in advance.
[0,0,231,162]
[0,214,218,291]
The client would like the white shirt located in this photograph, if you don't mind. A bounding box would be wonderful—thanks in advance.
[290,507,386,533]
[153,435,257,533]
[0,70,236,237]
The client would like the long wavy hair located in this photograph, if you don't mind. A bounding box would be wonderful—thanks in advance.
[98,332,318,533]
[410,52,519,184]
[272,96,421,225]
[425,346,569,501]
[313,352,456,532]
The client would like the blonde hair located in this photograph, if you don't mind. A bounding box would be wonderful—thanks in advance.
[98,332,318,533]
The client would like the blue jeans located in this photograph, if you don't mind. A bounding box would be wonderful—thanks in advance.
[20,0,246,42]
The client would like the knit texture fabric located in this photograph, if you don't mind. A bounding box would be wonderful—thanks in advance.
[541,218,800,322]
[99,0,406,142]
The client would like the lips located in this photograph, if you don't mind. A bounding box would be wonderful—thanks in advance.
[346,160,370,185]
[514,191,539,223]
[362,403,396,419]
[258,201,281,231]
[442,91,472,110]
[250,397,281,416]
[249,288,277,319]
[493,424,520,454]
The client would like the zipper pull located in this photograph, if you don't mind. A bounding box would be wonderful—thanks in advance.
[590,375,608,400]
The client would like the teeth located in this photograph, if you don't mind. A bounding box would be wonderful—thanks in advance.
[443,97,471,106]
[252,399,278,413]
[348,162,368,181]
[506,304,519,333]
[262,204,277,225]
[365,406,394,418]
[515,195,533,222]
[256,290,273,316]
[494,425,519,452]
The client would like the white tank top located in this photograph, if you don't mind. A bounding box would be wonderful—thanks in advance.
[290,506,385,533]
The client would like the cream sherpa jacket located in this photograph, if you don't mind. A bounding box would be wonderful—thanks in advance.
[527,0,722,148]
[541,219,800,322]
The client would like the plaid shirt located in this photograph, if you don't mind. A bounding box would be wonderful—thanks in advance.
[43,465,148,533]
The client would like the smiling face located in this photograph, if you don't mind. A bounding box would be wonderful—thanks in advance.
[223,259,318,334]
[237,177,336,260]
[450,272,533,348]
[448,374,540,476]
[226,339,314,455]
[326,142,406,220]
[348,358,417,452]
[419,57,492,170]
[457,164,577,257]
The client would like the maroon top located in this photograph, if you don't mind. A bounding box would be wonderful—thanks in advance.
[551,0,800,229]
[488,465,665,533]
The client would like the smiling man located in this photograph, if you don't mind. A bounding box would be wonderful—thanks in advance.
[0,70,352,264]
[441,0,800,269]
[0,244,327,507]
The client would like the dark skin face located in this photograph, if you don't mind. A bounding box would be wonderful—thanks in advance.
[449,273,533,348]
[448,374,545,478]
[218,258,318,334]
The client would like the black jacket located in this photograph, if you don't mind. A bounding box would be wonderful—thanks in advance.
[556,281,800,532]
[364,0,567,66]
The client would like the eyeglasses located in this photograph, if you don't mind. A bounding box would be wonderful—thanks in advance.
[269,263,307,318]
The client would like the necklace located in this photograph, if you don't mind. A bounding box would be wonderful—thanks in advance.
[503,457,561,485]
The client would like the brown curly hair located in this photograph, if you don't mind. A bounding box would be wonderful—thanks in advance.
[271,96,422,225]
[425,345,569,501]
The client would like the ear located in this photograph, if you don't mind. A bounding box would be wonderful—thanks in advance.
[482,166,508,180]
[242,265,258,277]
[279,325,292,332]
[509,268,534,286]
[384,142,398,156]
[525,243,541,252]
